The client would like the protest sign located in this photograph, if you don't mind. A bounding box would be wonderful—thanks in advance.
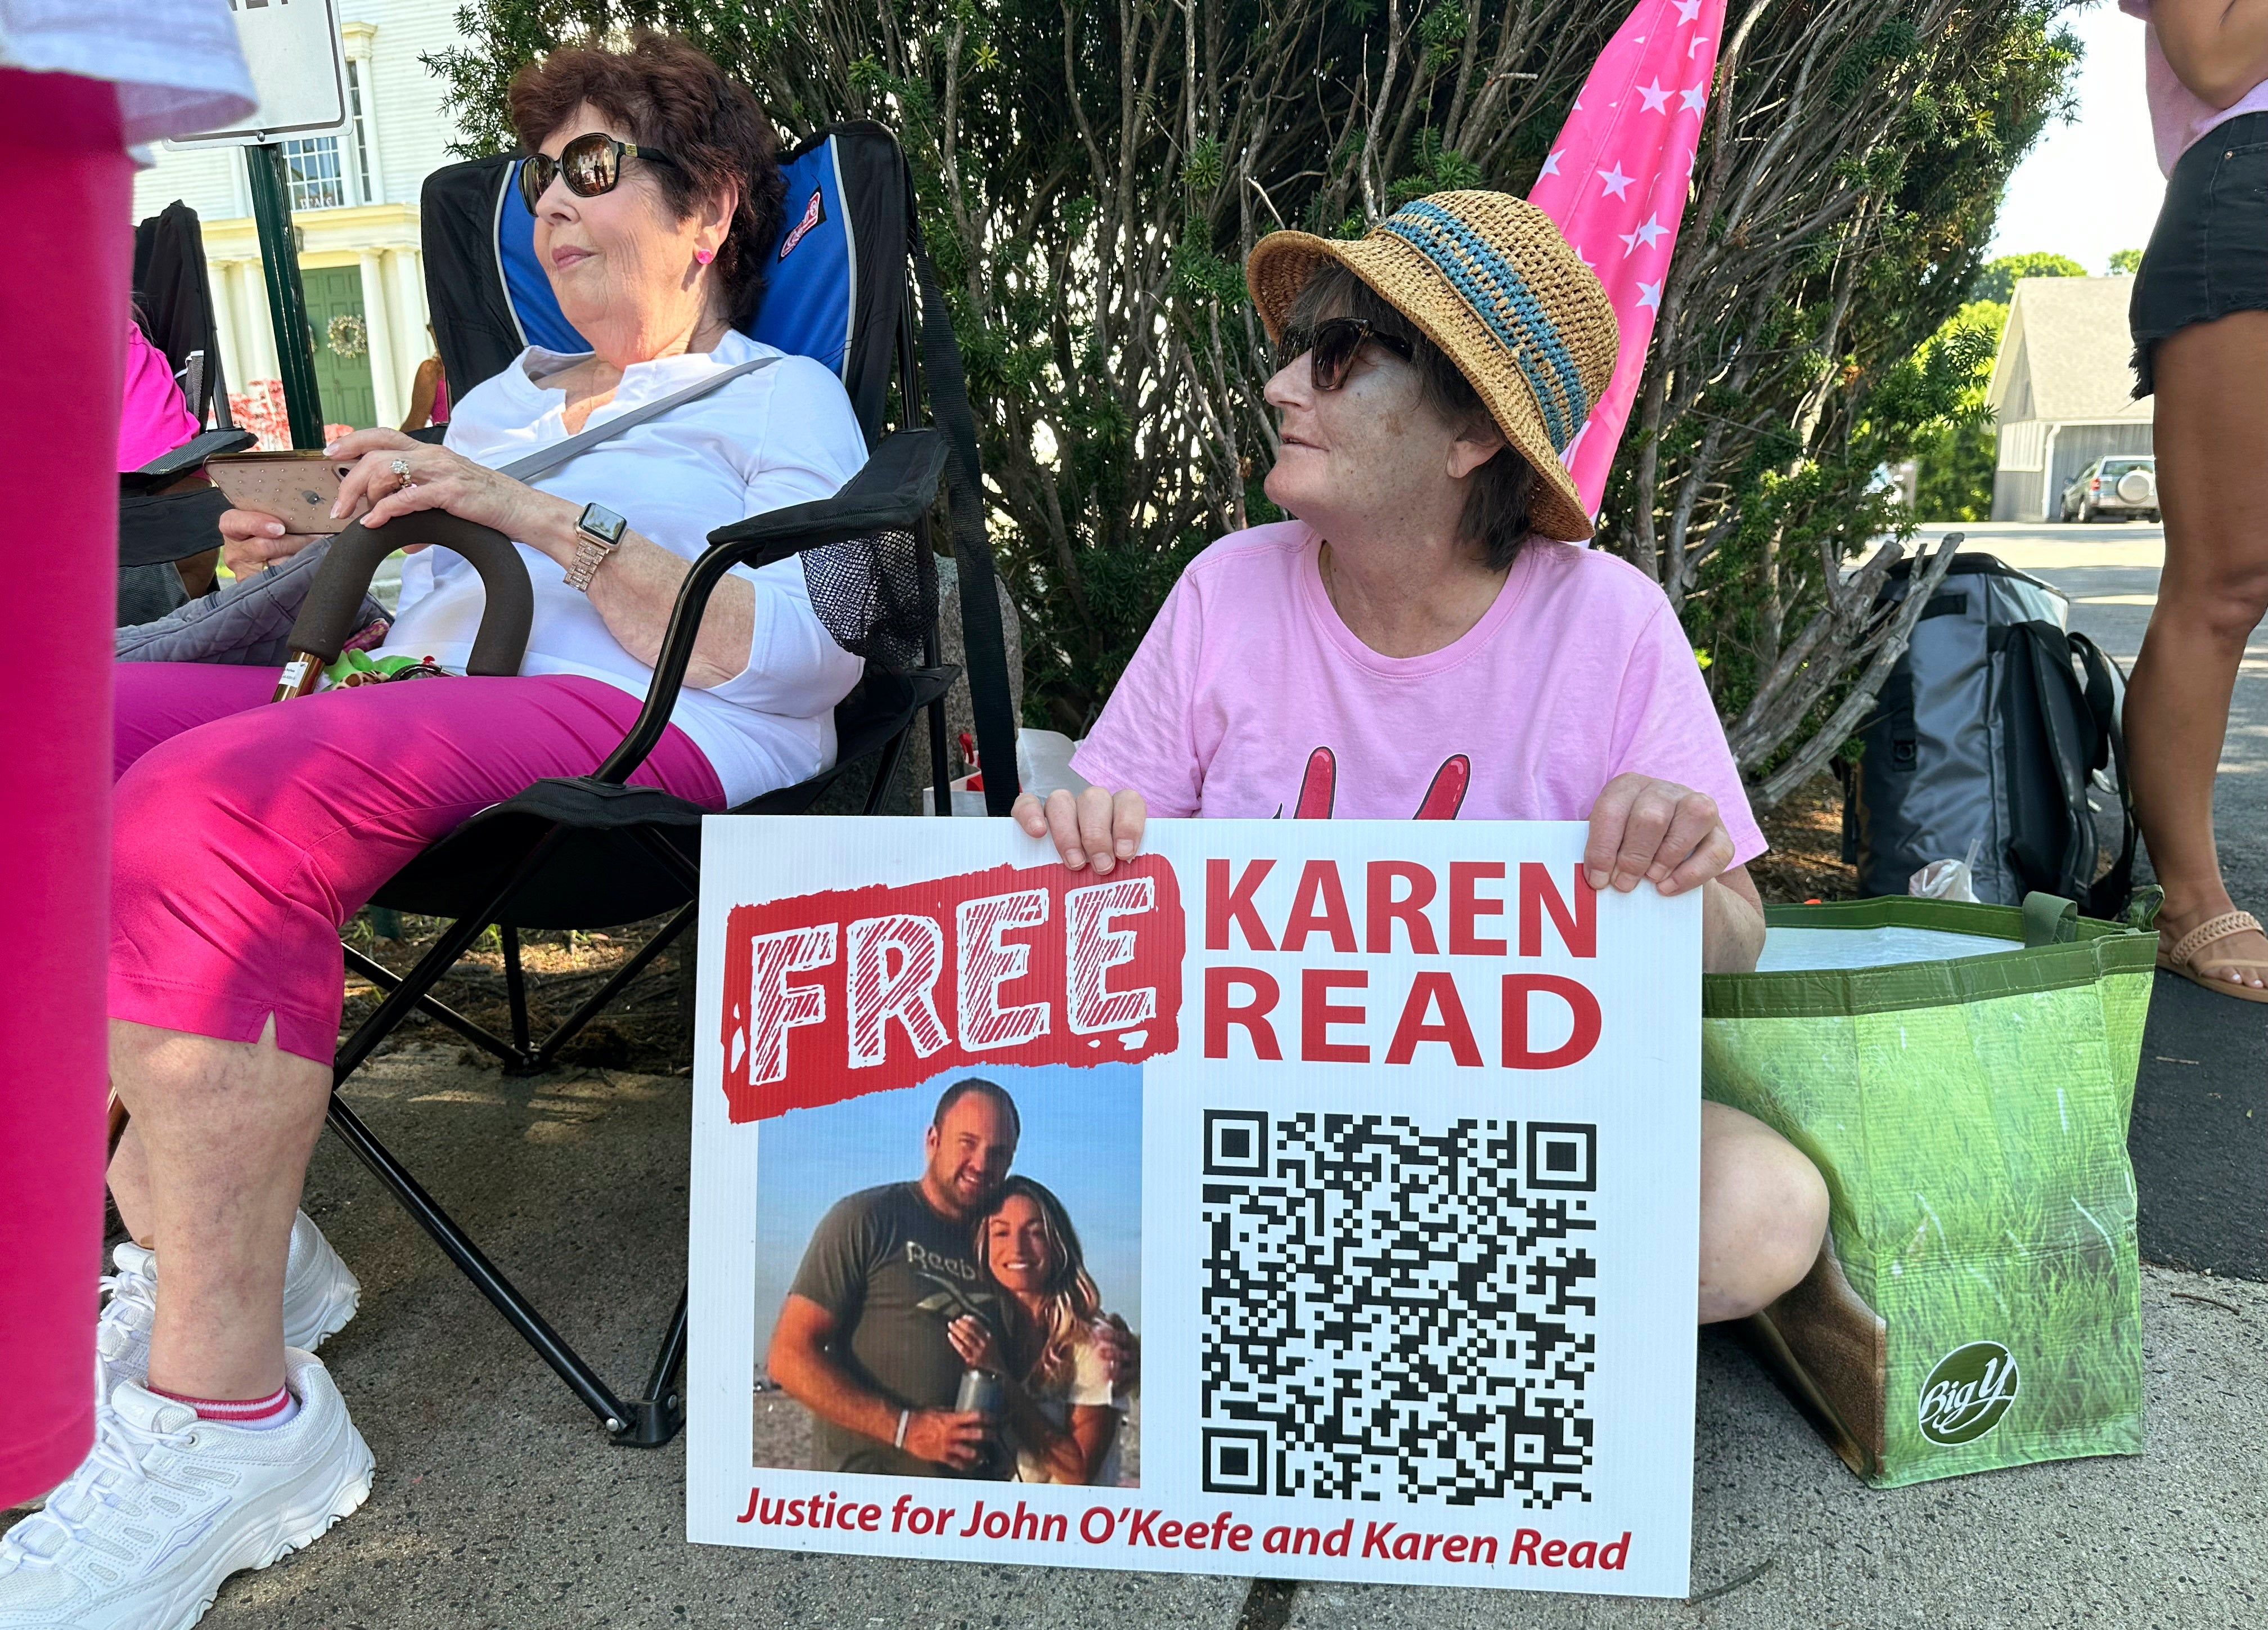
[687,818,1700,1597]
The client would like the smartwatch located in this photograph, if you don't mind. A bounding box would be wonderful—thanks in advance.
[564,501,628,591]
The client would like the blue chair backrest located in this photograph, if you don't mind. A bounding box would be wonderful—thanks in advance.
[497,134,861,383]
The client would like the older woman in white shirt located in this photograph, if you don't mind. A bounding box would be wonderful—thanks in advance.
[4,33,864,1625]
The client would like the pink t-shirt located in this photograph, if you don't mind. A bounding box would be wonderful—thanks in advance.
[2122,1,2268,176]
[1071,520,1767,864]
[118,322,199,472]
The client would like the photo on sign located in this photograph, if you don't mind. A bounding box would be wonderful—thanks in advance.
[749,1062,1142,1489]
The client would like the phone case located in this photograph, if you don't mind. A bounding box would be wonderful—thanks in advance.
[206,454,357,536]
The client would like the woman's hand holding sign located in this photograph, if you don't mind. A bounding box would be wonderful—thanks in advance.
[1014,785,1147,875]
[1582,772,1765,976]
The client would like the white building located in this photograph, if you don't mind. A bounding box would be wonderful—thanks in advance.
[1984,276,2155,522]
[129,0,470,431]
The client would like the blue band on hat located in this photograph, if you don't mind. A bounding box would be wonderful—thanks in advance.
[1376,199,1589,452]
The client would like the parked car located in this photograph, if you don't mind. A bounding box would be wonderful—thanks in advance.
[2058,455,2159,523]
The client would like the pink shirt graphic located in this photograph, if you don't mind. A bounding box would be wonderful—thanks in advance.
[1071,521,1766,865]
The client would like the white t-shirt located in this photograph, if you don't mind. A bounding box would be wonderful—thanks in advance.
[0,0,253,147]
[1011,1339,1128,1486]
[380,330,870,806]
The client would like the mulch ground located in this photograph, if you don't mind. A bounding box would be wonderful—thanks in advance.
[1749,770,1858,904]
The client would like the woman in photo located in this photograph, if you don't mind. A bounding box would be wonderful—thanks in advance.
[947,1177,1132,1485]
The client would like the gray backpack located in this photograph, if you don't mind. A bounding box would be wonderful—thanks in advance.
[1842,553,2135,915]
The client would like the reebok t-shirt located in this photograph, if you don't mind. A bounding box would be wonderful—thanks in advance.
[788,1182,1002,1478]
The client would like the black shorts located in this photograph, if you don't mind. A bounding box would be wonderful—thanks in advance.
[2131,110,2268,397]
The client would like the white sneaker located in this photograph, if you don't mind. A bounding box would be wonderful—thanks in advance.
[0,1349,374,1630]
[280,1211,362,1355]
[95,1214,361,1400]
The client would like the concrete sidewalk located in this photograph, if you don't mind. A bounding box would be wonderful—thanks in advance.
[41,520,2267,1629]
[174,1039,2266,1630]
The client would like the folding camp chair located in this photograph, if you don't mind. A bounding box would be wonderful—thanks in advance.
[296,122,1022,1446]
[121,202,255,620]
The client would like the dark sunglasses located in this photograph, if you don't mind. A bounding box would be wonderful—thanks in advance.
[1275,316,1416,390]
[518,132,682,213]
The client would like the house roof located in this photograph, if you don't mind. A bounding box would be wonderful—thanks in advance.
[1983,276,2154,424]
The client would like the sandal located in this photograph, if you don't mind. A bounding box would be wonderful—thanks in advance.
[2157,909,2268,1003]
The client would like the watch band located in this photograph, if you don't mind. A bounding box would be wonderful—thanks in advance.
[564,502,627,592]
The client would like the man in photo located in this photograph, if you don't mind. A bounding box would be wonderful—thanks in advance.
[768,1078,1023,1476]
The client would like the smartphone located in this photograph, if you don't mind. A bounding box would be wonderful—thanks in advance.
[206,451,361,535]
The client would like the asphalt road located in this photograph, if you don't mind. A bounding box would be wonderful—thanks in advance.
[1915,522,2268,1279]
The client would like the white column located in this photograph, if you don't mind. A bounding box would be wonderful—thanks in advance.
[207,260,244,412]
[241,263,278,382]
[388,248,430,401]
[358,250,400,427]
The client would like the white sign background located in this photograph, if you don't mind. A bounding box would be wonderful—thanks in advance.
[688,817,1699,1598]
[167,0,346,147]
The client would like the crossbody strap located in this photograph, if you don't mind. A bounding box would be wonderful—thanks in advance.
[497,352,778,484]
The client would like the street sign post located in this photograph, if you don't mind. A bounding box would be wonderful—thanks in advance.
[167,0,352,450]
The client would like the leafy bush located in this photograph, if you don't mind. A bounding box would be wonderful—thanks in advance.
[431,0,2080,801]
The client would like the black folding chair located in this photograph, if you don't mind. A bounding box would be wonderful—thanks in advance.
[121,203,255,621]
[290,123,1022,1447]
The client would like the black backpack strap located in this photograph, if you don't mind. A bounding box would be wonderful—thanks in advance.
[2068,630,2137,918]
[907,211,1020,816]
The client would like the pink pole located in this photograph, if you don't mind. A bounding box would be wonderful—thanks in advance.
[0,68,130,1504]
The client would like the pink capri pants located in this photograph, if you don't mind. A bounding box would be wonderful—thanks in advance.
[111,662,726,1065]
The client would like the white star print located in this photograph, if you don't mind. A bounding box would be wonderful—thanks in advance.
[1538,149,1563,178]
[1598,163,1634,199]
[1675,0,1702,21]
[1624,213,1668,254]
[1680,83,1707,114]
[1638,280,1662,311]
[1636,78,1673,114]
[1689,33,1712,58]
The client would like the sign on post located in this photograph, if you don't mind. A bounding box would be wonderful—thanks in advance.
[687,818,1701,1598]
[166,0,348,148]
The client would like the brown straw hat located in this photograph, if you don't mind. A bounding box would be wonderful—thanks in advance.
[1246,191,1618,542]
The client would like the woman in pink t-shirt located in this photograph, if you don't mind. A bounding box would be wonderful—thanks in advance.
[1017,192,1829,1324]
[2123,2,2268,998]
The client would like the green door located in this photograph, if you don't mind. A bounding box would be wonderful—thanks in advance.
[301,266,377,430]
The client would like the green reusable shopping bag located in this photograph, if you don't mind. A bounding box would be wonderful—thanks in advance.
[1702,894,2155,1488]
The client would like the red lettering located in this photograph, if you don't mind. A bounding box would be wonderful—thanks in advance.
[1365,861,1439,954]
[1282,860,1357,953]
[1449,862,1508,955]
[1443,1534,1469,1562]
[1519,863,1596,958]
[858,1503,881,1532]
[1470,1534,1498,1564]
[1422,1534,1443,1561]
[1302,969,1369,1063]
[1206,858,1276,951]
[1156,1520,1184,1547]
[1124,1508,1160,1547]
[1204,967,1282,1060]
[1510,1528,1541,1565]
[1361,1521,1397,1560]
[1501,975,1603,1070]
[1541,1539,1568,1566]
[1600,1532,1631,1569]
[1568,1539,1598,1568]
[1226,1523,1253,1552]
[1384,973,1482,1066]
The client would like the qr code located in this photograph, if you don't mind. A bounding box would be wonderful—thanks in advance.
[1199,1111,1598,1507]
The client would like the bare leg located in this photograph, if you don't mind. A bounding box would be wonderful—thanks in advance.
[1699,1100,1828,1324]
[2129,313,2268,986]
[108,1016,330,1400]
